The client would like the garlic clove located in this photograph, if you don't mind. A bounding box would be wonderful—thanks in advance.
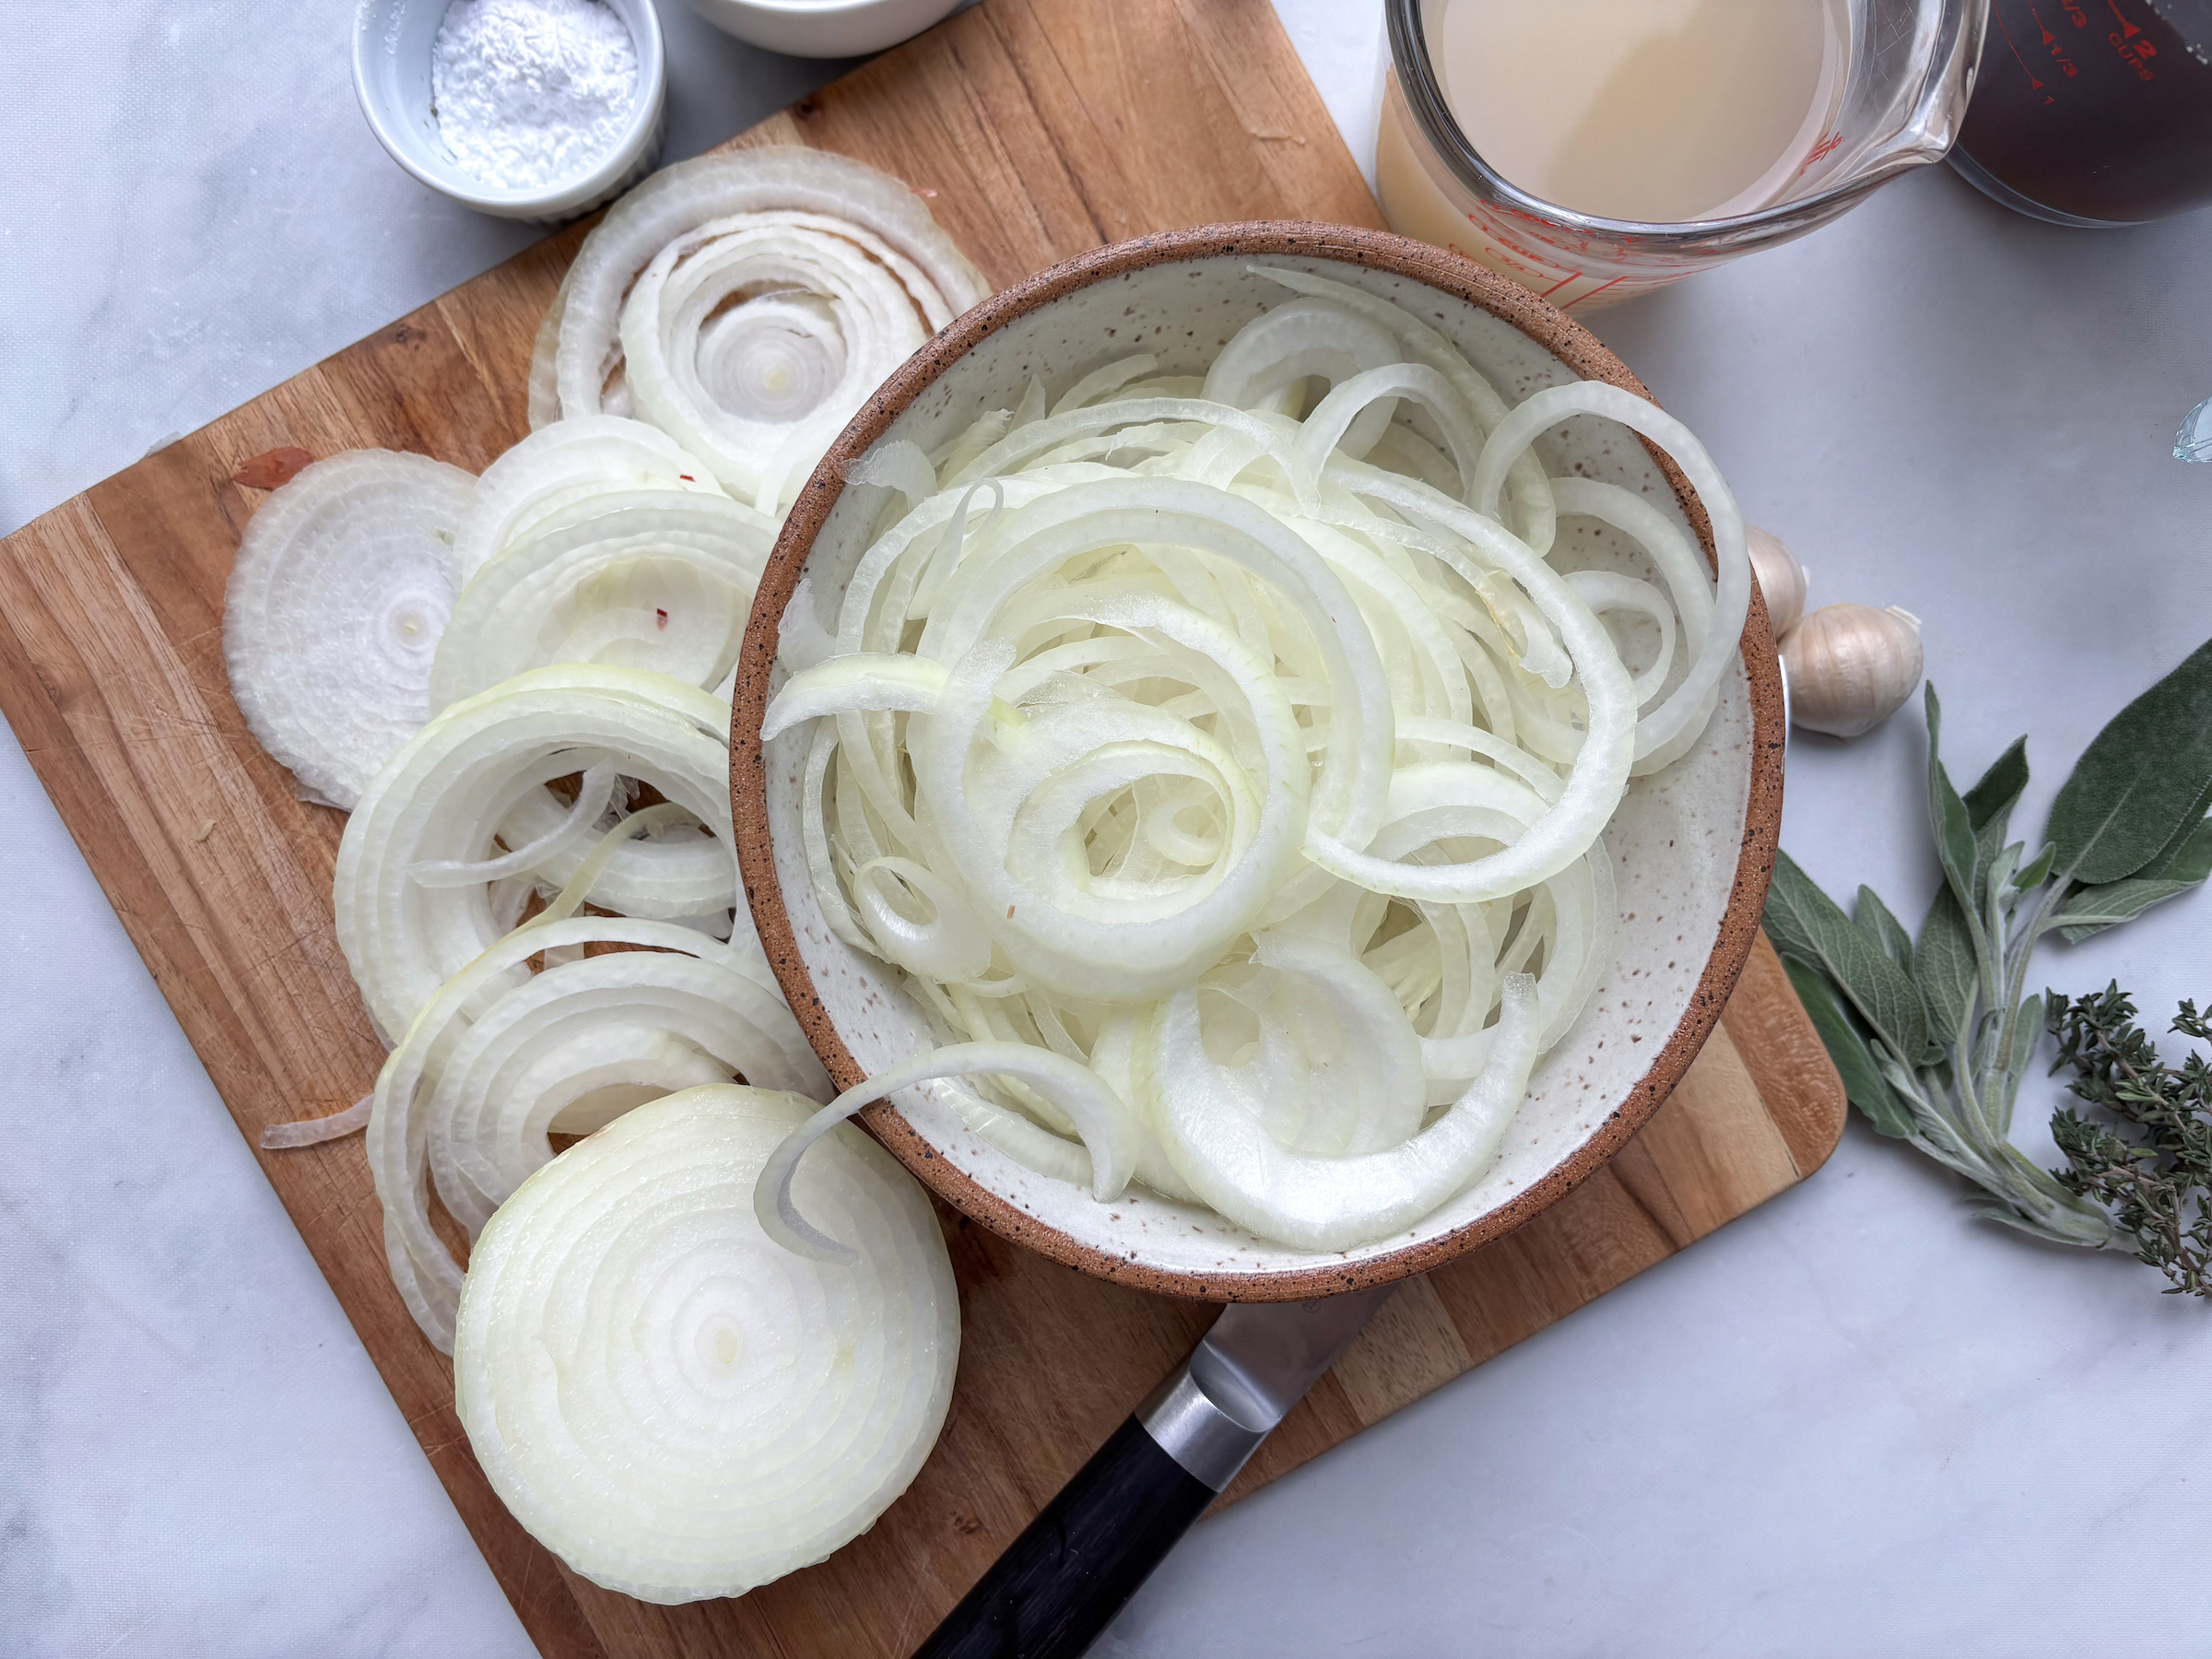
[1746,525,1808,639]
[1781,603,1924,739]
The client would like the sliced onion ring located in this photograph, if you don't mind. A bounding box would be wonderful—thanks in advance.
[335,664,742,1041]
[366,910,820,1350]
[224,451,475,809]
[538,147,990,509]
[759,1042,1144,1262]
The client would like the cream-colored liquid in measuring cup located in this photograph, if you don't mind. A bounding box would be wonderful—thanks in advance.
[1428,0,1845,222]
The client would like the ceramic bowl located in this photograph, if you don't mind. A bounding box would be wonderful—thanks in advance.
[732,223,1784,1300]
[353,0,668,224]
[683,0,967,58]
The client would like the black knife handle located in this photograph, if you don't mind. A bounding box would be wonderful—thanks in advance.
[909,1412,1217,1659]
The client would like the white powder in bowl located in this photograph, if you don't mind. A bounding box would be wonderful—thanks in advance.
[431,0,639,192]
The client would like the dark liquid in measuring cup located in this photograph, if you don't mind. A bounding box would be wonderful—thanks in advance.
[1953,0,2212,225]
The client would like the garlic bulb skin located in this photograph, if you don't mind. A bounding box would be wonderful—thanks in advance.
[1746,525,1807,639]
[1782,604,1924,738]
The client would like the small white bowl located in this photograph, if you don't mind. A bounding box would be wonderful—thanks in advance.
[353,0,669,224]
[684,0,966,59]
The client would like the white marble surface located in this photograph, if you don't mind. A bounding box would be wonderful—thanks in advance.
[4,4,2210,1654]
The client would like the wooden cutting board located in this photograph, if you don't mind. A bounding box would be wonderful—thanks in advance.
[0,2,1846,1654]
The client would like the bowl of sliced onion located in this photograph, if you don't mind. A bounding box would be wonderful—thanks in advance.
[734,223,1783,1300]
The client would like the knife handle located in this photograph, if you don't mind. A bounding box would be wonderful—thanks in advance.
[910,1362,1265,1659]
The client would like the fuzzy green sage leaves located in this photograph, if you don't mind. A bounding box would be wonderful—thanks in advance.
[1766,640,2212,1249]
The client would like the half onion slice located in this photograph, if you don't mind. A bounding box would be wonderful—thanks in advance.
[453,415,727,582]
[429,488,778,710]
[453,1085,959,1605]
[223,451,476,809]
[335,664,742,1041]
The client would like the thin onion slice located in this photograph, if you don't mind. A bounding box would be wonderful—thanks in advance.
[406,763,621,887]
[261,1094,371,1149]
[758,1041,1144,1262]
[368,910,823,1349]
[453,416,726,582]
[536,147,990,509]
[224,451,476,809]
[454,1085,957,1603]
[429,488,778,711]
[335,664,742,1041]
[618,211,946,513]
[1144,972,1543,1252]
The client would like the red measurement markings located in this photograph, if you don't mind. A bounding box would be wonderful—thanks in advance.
[1992,4,2047,88]
[1559,276,1625,311]
[1804,129,1844,167]
[2103,0,2156,77]
[1453,209,1559,283]
[2062,1,2088,23]
[2114,32,2159,76]
[1466,201,1586,281]
[2030,6,2081,74]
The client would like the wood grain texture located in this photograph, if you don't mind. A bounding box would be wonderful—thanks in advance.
[0,3,1844,1653]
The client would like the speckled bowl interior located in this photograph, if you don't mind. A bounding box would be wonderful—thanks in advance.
[733,225,1782,1300]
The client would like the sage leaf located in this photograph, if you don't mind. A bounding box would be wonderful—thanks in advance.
[1963,735,2030,831]
[1854,885,1914,972]
[1766,850,1929,1064]
[1783,956,1916,1140]
[1776,641,2212,1273]
[1924,686,1983,911]
[2046,637,2212,885]
[1915,885,1978,1045]
[1967,737,2030,873]
[2005,993,2042,1085]
[2050,806,2212,943]
[2053,877,2200,944]
[2138,808,2212,885]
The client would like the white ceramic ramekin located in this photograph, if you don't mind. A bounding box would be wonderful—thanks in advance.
[353,0,669,223]
[683,0,965,59]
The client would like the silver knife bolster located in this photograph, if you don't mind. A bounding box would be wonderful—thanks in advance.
[1138,1286,1395,1491]
[1136,1361,1271,1492]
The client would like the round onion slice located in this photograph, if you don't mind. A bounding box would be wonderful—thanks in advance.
[537,147,990,504]
[453,1085,958,1604]
[223,451,475,809]
[429,488,777,711]
[367,912,825,1349]
[618,212,947,513]
[453,416,726,582]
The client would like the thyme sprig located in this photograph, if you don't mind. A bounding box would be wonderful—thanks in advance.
[2048,986,2212,1296]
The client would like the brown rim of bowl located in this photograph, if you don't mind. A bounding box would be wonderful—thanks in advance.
[733,219,1785,1301]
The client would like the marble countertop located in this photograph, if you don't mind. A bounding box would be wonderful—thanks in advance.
[5,3,2210,1653]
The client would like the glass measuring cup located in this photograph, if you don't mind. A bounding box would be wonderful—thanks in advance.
[1951,0,2212,227]
[1378,0,1990,310]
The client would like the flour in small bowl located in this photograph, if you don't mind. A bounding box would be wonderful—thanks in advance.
[432,0,639,192]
